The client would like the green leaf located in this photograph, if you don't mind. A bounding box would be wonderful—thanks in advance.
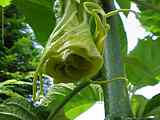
[0,79,32,98]
[13,0,55,45]
[0,79,31,87]
[134,0,160,36]
[65,103,92,119]
[126,37,160,88]
[131,95,148,118]
[0,88,21,98]
[64,84,102,119]
[0,0,12,7]
[0,111,21,120]
[41,83,103,119]
[131,38,160,72]
[0,97,39,120]
[146,106,160,119]
[116,0,131,16]
[143,94,160,116]
[125,56,157,88]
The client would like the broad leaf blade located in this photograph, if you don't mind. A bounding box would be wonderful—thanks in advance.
[41,83,103,119]
[125,56,157,88]
[143,94,160,116]
[0,79,32,98]
[64,84,103,119]
[0,0,12,7]
[134,0,160,36]
[131,95,148,118]
[0,97,39,120]
[146,106,160,119]
[14,0,55,45]
[126,38,160,88]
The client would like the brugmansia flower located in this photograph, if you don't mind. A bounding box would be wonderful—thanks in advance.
[43,22,103,83]
[32,0,109,100]
[36,0,107,83]
[32,0,134,100]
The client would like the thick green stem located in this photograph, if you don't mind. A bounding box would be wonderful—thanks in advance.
[101,0,133,119]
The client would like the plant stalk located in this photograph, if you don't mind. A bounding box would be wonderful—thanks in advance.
[101,0,133,119]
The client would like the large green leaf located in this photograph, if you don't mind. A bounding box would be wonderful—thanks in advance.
[126,37,160,88]
[146,106,160,119]
[13,0,55,45]
[0,79,27,100]
[0,79,32,98]
[134,0,160,36]
[41,83,103,119]
[0,88,21,98]
[64,84,102,119]
[125,56,158,88]
[0,97,39,120]
[131,95,148,118]
[131,94,160,119]
[130,38,160,72]
[0,0,12,7]
[143,94,160,117]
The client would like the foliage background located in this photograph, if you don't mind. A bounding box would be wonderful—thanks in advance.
[0,0,160,120]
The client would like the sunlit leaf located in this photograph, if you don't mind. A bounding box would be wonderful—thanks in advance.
[0,97,39,120]
[131,95,148,118]
[13,0,55,45]
[0,0,12,7]
[41,83,103,119]
[126,37,160,88]
[134,0,160,36]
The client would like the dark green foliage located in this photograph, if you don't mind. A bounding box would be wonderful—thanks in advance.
[143,94,160,116]
[0,4,40,79]
[0,79,103,120]
[134,0,160,36]
[0,78,32,99]
[131,94,160,119]
[0,37,39,73]
[41,83,103,119]
[0,4,29,48]
[0,97,40,120]
[131,95,148,118]
[0,0,160,120]
[14,0,55,45]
